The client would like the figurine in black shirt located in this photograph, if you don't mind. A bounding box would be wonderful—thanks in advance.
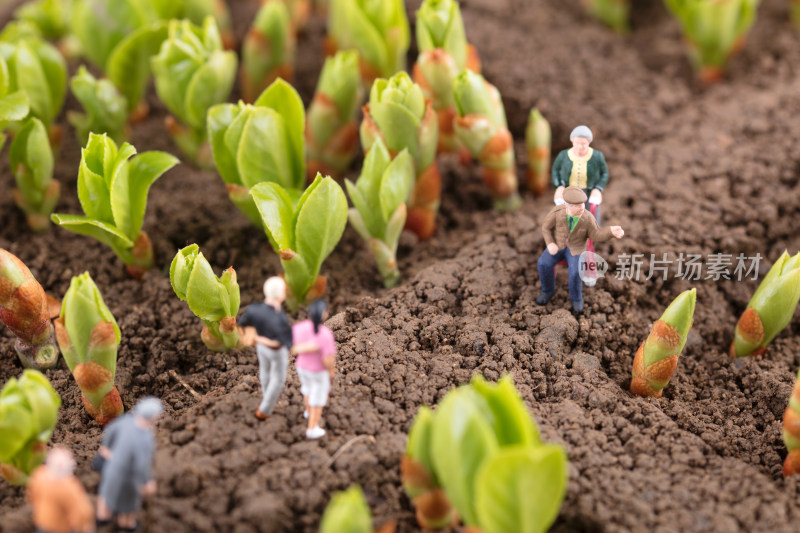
[237,277,293,420]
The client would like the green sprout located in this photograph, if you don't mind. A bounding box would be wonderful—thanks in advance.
[251,174,348,310]
[208,78,306,230]
[165,0,236,50]
[0,249,61,370]
[55,272,123,426]
[14,0,73,42]
[319,485,373,533]
[581,0,630,33]
[0,36,66,134]
[307,50,362,180]
[361,72,440,240]
[240,0,296,103]
[525,108,551,196]
[664,0,760,82]
[328,0,410,83]
[151,16,237,167]
[413,0,481,155]
[51,133,179,279]
[403,375,569,532]
[10,117,58,232]
[0,54,30,150]
[630,289,696,398]
[0,370,60,486]
[170,244,242,352]
[68,66,128,145]
[453,69,521,211]
[730,251,800,358]
[782,368,800,477]
[346,139,414,288]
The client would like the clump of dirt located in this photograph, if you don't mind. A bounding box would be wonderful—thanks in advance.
[3,0,800,532]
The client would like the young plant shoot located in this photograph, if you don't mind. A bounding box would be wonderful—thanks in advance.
[0,55,30,150]
[453,70,521,211]
[0,249,60,370]
[361,72,440,240]
[345,139,414,288]
[663,0,760,82]
[306,50,362,180]
[68,66,128,145]
[170,244,242,352]
[166,0,236,50]
[14,0,73,42]
[581,0,630,33]
[327,0,410,84]
[0,370,60,485]
[51,133,179,279]
[240,0,296,103]
[319,485,373,533]
[730,251,800,358]
[0,36,66,137]
[251,174,348,310]
[413,0,482,155]
[630,289,696,398]
[403,375,569,533]
[208,78,306,229]
[783,368,800,476]
[10,117,58,232]
[525,108,552,195]
[151,17,237,168]
[55,272,123,426]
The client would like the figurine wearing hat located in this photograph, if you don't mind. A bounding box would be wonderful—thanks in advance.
[536,186,624,312]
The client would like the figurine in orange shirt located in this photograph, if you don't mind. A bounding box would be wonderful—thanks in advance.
[27,447,94,533]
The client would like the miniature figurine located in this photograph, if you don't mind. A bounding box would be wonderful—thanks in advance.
[552,126,609,286]
[237,277,293,420]
[95,397,163,532]
[290,299,337,440]
[536,186,624,313]
[27,447,94,533]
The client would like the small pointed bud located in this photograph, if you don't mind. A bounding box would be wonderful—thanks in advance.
[784,368,800,476]
[525,108,552,195]
[631,289,696,398]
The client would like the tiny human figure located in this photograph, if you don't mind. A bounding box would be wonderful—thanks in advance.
[290,299,336,440]
[552,125,608,220]
[552,125,610,287]
[536,186,624,313]
[96,397,163,532]
[27,447,95,533]
[237,276,293,420]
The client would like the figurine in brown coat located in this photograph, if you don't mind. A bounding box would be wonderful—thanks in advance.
[536,186,624,312]
[27,447,94,533]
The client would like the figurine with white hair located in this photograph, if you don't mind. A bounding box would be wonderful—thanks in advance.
[27,447,95,533]
[237,276,294,420]
[96,397,163,532]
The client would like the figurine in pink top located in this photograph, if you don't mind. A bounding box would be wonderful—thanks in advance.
[291,299,336,440]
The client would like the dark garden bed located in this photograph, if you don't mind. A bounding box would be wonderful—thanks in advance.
[4,0,800,531]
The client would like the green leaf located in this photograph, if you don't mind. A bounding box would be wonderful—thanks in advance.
[406,405,436,484]
[0,391,34,462]
[60,272,119,365]
[69,66,128,144]
[294,176,348,275]
[233,106,294,189]
[50,214,134,259]
[183,49,236,130]
[18,370,60,442]
[207,102,242,185]
[106,21,169,112]
[254,78,306,190]
[76,134,116,222]
[471,375,541,447]
[319,485,373,533]
[474,445,568,533]
[368,100,421,159]
[185,251,231,321]
[0,91,29,123]
[170,243,198,300]
[378,148,414,222]
[10,117,53,200]
[431,386,499,526]
[33,38,66,125]
[330,0,390,76]
[124,150,178,239]
[251,181,296,250]
[345,179,379,238]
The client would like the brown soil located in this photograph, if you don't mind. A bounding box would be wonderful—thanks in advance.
[4,0,800,531]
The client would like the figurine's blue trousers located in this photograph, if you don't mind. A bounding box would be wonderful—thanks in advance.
[538,247,582,303]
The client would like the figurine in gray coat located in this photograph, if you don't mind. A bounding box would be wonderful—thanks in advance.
[95,397,163,532]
